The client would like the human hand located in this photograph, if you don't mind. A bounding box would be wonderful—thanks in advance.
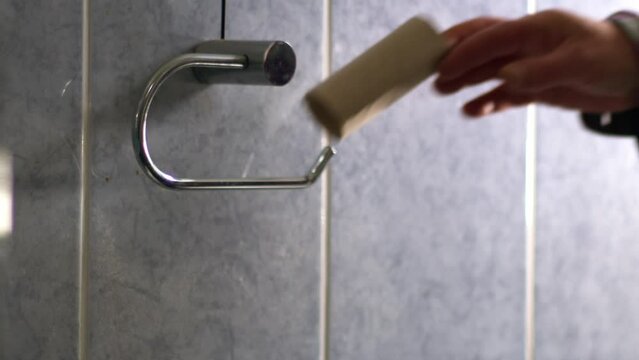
[434,10,639,117]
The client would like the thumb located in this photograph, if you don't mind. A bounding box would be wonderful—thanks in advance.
[498,48,581,91]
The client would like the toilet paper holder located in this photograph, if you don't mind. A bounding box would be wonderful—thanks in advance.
[133,40,336,190]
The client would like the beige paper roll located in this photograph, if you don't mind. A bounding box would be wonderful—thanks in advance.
[305,16,447,138]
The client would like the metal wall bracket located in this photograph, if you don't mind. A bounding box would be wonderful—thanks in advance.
[133,40,335,190]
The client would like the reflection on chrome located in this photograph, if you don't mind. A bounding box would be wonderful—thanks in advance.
[0,150,12,239]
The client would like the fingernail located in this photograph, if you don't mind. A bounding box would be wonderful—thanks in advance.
[479,102,495,116]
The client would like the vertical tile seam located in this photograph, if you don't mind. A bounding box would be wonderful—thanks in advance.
[78,0,91,358]
[524,2,538,360]
[319,1,332,360]
[525,105,537,360]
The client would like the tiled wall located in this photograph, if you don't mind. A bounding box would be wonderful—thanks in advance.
[89,1,323,359]
[535,2,639,359]
[329,1,526,359]
[2,1,639,360]
[0,0,82,359]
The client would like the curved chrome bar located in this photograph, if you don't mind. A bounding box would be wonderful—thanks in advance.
[133,52,336,190]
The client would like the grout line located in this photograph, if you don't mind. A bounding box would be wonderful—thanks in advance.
[78,0,91,358]
[220,0,226,39]
[319,142,331,360]
[524,5,537,360]
[524,104,537,360]
[319,1,332,360]
[526,0,537,15]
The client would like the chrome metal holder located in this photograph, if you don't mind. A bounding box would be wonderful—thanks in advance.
[133,41,335,190]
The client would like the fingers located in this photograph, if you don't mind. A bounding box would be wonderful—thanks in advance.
[535,88,636,113]
[498,47,584,91]
[462,84,533,117]
[435,55,518,94]
[462,85,635,118]
[436,40,591,98]
[442,17,505,45]
[438,18,536,81]
[436,10,637,116]
[435,47,582,95]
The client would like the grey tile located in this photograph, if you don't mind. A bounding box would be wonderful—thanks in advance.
[330,1,526,359]
[536,109,639,360]
[0,1,82,359]
[537,0,639,360]
[536,4,639,358]
[89,1,323,359]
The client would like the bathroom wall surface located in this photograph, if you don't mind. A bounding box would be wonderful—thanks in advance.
[7,1,638,359]
[0,1,82,359]
[88,1,325,359]
[330,1,527,359]
[535,2,639,359]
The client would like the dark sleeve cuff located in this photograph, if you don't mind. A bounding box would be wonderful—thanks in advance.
[608,11,639,57]
[580,12,639,136]
[582,108,639,136]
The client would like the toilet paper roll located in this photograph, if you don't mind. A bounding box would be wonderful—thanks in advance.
[305,16,448,138]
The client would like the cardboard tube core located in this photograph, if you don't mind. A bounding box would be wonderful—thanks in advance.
[305,16,447,138]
